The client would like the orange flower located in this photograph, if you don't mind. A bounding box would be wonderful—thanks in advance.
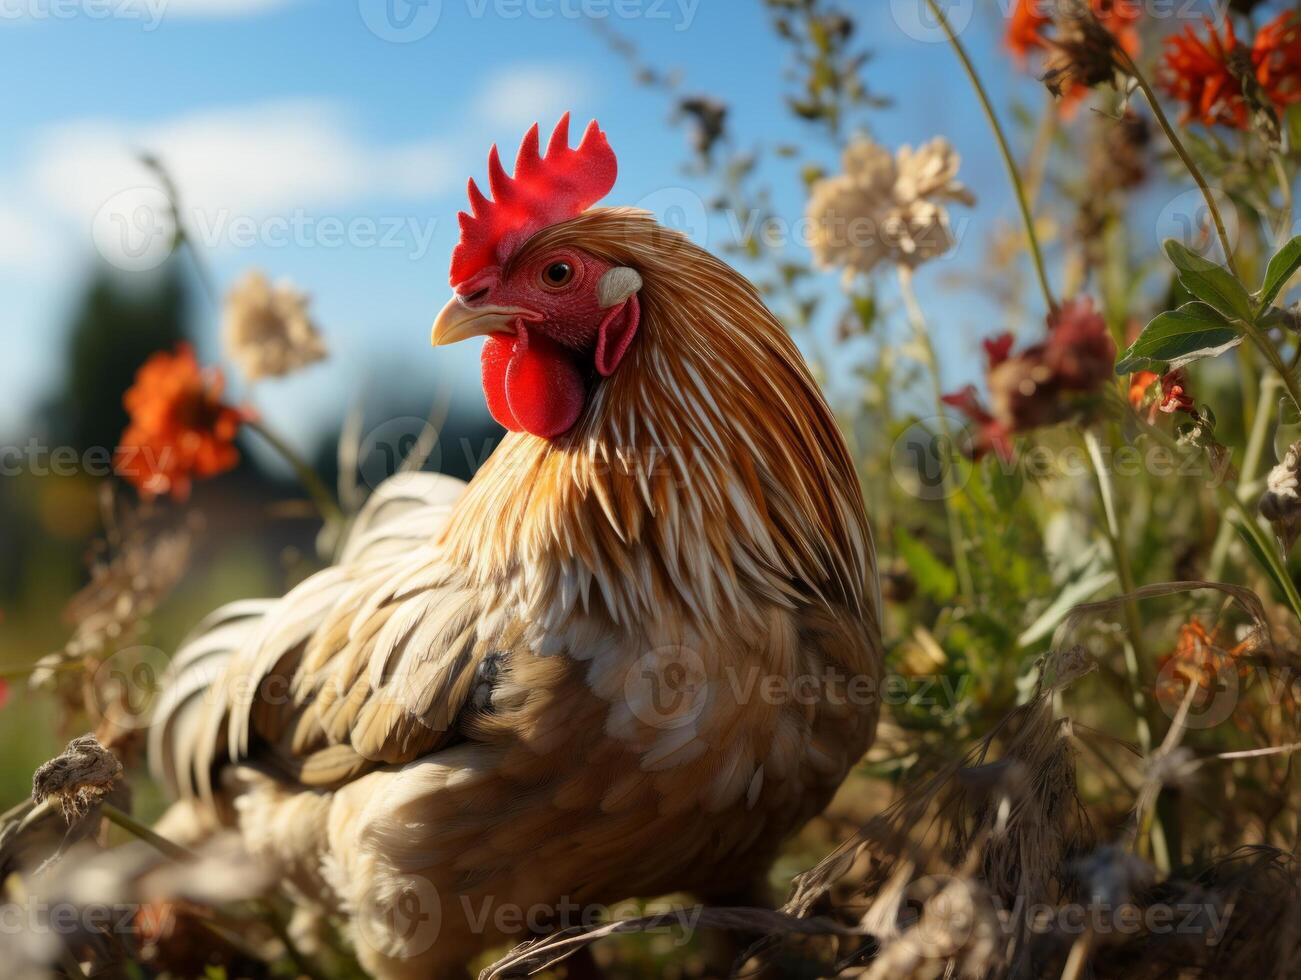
[115,344,247,501]
[1154,618,1252,713]
[1128,370,1159,410]
[1161,13,1301,129]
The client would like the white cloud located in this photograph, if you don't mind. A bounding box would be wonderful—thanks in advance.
[28,100,453,221]
[0,200,59,274]
[1,99,454,271]
[472,65,589,132]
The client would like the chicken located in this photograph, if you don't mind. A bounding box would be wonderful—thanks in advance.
[148,114,883,978]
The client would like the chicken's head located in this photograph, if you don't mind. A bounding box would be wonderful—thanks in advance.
[432,114,641,439]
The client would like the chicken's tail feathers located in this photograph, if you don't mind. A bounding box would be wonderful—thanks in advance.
[147,598,276,804]
[338,471,467,564]
[148,472,470,806]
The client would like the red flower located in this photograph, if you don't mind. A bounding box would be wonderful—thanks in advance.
[1161,13,1301,128]
[1007,0,1051,61]
[0,676,8,711]
[943,298,1116,459]
[1129,369,1196,422]
[114,344,247,501]
[1254,11,1301,112]
[941,385,1014,461]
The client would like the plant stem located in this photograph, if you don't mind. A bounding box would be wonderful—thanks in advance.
[1271,152,1294,248]
[1209,375,1279,579]
[898,265,975,602]
[1240,318,1301,414]
[1083,431,1155,752]
[1116,49,1241,280]
[1136,412,1301,622]
[1083,428,1171,871]
[925,0,1057,314]
[246,417,344,528]
[102,803,196,862]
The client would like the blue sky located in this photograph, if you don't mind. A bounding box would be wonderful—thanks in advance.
[0,0,1188,452]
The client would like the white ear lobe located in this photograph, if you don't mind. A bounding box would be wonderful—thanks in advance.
[597,266,642,308]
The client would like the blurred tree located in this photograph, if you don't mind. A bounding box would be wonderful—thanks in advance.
[40,259,192,455]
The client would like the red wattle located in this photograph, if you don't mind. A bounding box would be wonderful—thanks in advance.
[481,335,521,432]
[480,330,587,438]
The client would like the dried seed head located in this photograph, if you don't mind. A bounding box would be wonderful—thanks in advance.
[1260,440,1301,550]
[1042,9,1123,99]
[32,734,124,823]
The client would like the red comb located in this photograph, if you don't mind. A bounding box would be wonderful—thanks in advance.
[449,113,617,288]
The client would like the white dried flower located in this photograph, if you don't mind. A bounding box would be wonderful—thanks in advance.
[1260,439,1301,550]
[806,136,975,279]
[222,271,327,382]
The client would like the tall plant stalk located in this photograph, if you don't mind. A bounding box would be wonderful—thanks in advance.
[246,418,344,529]
[897,265,975,602]
[925,0,1057,315]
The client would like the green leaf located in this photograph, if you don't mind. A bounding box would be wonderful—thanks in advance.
[1114,302,1241,374]
[894,528,957,603]
[1234,523,1299,616]
[1163,239,1255,323]
[1258,235,1301,311]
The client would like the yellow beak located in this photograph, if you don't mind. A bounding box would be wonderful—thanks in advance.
[431,296,530,347]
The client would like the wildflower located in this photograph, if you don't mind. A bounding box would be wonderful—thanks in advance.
[1161,13,1301,129]
[1099,110,1151,192]
[222,271,327,382]
[114,344,248,501]
[1007,0,1141,109]
[0,676,8,710]
[1253,11,1301,112]
[943,298,1116,459]
[1260,440,1301,550]
[806,136,974,278]
[1154,618,1252,712]
[941,384,1012,461]
[1041,5,1127,99]
[1006,0,1051,61]
[1128,368,1196,423]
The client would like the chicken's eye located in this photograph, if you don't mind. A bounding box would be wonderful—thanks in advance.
[541,262,575,289]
